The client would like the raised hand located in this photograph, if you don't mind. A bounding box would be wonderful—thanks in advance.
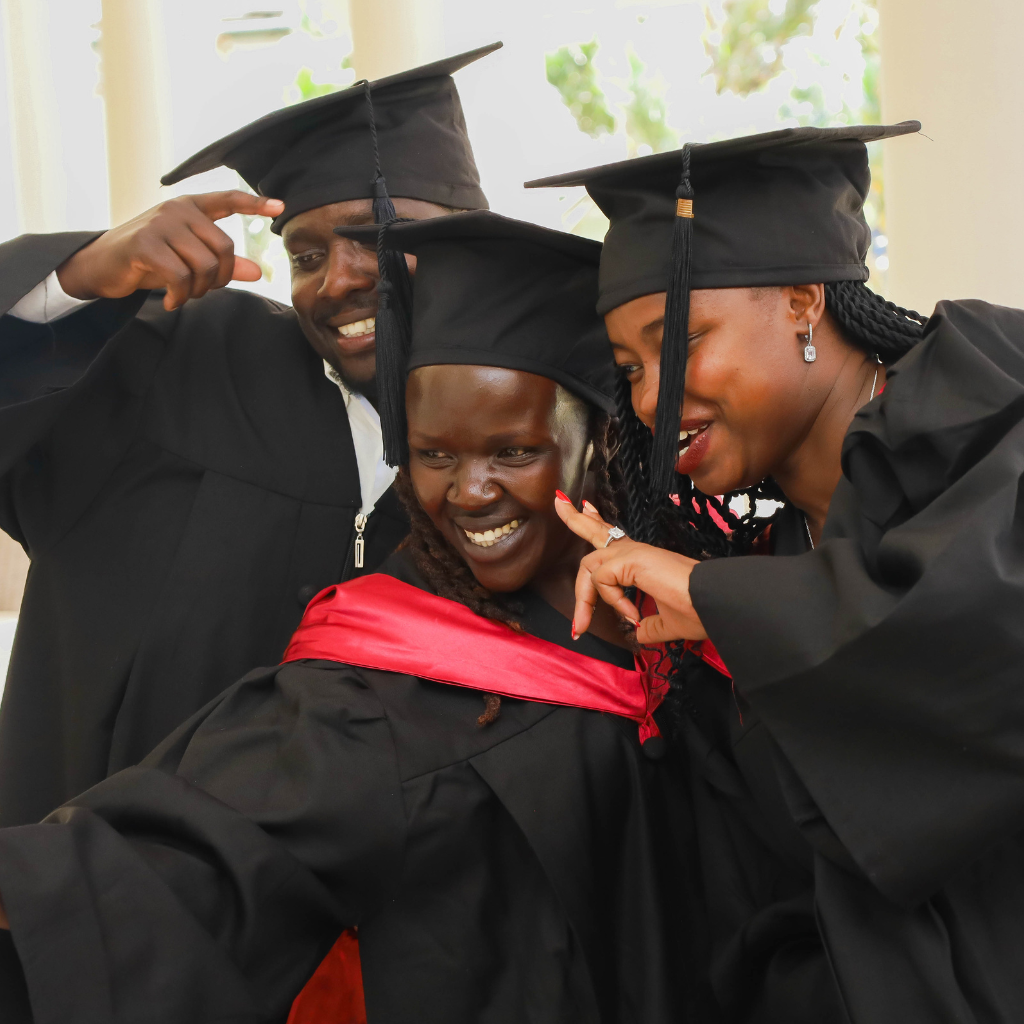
[56,191,285,312]
[554,493,707,645]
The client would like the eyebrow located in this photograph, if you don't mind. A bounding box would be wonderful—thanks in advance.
[642,316,665,337]
[282,230,324,249]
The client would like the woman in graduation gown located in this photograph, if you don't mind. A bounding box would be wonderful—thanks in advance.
[0,212,709,1024]
[530,124,1024,1023]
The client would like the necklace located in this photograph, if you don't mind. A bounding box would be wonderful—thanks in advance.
[804,360,881,552]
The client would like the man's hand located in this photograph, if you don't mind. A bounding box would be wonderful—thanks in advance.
[56,191,285,312]
[555,494,707,645]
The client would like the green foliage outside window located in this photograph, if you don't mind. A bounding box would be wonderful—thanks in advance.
[545,40,616,139]
[703,0,817,97]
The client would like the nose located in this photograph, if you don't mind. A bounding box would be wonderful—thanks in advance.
[633,359,661,429]
[448,459,501,510]
[317,241,377,305]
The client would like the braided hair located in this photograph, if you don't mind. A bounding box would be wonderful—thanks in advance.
[824,279,928,362]
[395,408,615,727]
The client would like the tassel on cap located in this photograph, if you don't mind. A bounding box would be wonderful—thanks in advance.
[364,81,414,467]
[647,144,694,502]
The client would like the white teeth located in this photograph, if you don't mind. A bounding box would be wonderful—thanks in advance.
[337,317,376,338]
[463,519,521,547]
[678,423,709,454]
[678,424,708,442]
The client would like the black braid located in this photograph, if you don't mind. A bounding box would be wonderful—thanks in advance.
[586,411,619,525]
[824,280,928,363]
[610,375,651,540]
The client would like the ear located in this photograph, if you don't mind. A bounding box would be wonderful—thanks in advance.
[784,284,826,333]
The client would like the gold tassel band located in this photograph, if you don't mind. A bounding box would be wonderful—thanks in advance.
[676,198,694,218]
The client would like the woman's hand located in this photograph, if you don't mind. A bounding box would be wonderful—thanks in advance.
[554,494,708,645]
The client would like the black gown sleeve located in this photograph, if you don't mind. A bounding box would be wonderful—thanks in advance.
[690,299,1024,907]
[0,661,406,1023]
[0,233,151,547]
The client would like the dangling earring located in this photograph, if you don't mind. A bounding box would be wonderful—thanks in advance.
[803,321,816,363]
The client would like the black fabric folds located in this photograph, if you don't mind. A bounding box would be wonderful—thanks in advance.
[684,298,1024,1023]
[0,234,405,828]
[0,552,706,1024]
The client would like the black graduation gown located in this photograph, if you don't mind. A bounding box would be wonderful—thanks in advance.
[0,232,408,828]
[684,299,1024,1023]
[0,551,707,1024]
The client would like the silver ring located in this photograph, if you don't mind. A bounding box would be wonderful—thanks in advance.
[603,526,627,548]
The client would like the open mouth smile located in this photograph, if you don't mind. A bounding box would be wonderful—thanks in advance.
[676,421,712,474]
[336,317,375,338]
[678,423,710,457]
[462,519,522,548]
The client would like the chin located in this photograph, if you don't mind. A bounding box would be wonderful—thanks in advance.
[690,464,744,499]
[334,350,375,383]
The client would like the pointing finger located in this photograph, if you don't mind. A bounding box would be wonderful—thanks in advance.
[231,256,263,282]
[190,190,285,222]
[572,559,599,638]
[554,491,617,549]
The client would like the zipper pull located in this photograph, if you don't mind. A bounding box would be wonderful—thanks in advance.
[353,512,368,569]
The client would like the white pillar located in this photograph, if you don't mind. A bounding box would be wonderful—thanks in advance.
[877,0,1024,315]
[1,0,67,233]
[98,0,172,226]
[348,0,445,82]
[0,535,27,614]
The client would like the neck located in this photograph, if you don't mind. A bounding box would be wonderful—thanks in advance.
[529,532,632,649]
[773,351,884,545]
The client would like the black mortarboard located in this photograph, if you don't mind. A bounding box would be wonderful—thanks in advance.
[525,121,920,497]
[161,42,500,232]
[336,210,615,466]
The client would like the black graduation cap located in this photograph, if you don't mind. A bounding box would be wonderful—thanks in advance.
[336,210,616,466]
[161,41,501,232]
[525,120,921,497]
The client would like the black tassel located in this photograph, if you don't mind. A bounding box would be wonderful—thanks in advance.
[648,144,694,502]
[364,82,414,467]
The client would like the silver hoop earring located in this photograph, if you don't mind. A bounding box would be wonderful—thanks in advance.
[803,322,816,363]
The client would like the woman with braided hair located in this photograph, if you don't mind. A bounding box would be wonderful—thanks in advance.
[0,213,706,1023]
[529,123,1024,1023]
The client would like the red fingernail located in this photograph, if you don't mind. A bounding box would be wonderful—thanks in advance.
[555,490,572,504]
[583,500,598,512]
[627,618,639,628]
[571,619,579,641]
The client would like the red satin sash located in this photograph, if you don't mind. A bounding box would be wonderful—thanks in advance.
[282,573,668,743]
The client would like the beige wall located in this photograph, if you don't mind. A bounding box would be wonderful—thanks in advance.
[0,535,28,614]
[878,0,1024,315]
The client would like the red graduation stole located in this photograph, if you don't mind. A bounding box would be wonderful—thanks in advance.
[282,573,668,743]
[283,573,668,1024]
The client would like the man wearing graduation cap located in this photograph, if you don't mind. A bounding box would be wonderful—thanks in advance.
[0,43,498,829]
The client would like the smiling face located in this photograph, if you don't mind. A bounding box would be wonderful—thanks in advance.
[282,197,452,393]
[406,365,593,594]
[606,286,840,495]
